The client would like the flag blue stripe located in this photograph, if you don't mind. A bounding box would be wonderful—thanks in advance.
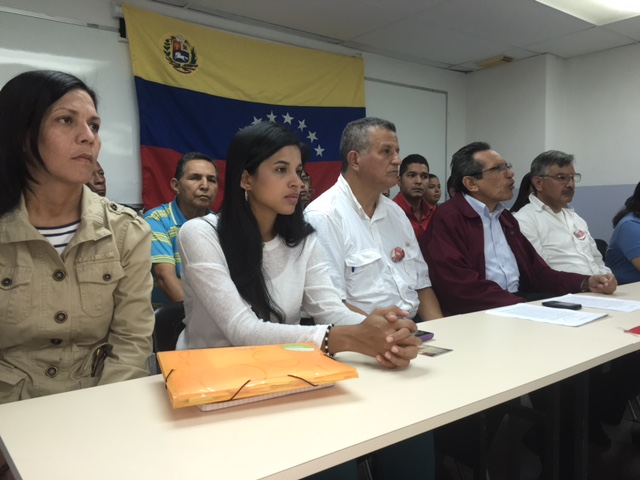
[135,77,365,162]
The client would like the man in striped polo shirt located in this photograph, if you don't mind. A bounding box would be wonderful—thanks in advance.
[144,152,218,305]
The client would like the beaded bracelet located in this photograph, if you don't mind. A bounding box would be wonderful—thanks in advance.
[323,324,335,358]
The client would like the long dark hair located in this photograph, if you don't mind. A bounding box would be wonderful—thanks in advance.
[218,122,314,323]
[0,70,98,217]
[613,181,640,227]
[510,172,533,213]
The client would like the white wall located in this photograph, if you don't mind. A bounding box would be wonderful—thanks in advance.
[466,54,548,180]
[0,0,467,205]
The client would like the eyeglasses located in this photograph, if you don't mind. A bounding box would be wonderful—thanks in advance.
[472,162,513,177]
[539,173,582,184]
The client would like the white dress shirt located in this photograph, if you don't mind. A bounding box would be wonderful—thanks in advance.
[305,175,431,318]
[514,194,610,275]
[464,194,520,292]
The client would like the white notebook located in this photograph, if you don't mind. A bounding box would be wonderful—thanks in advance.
[197,383,334,411]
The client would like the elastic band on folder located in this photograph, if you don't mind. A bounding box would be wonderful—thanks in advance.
[288,374,317,387]
[164,369,175,389]
[229,379,252,401]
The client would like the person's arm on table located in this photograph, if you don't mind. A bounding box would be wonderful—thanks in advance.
[328,307,421,368]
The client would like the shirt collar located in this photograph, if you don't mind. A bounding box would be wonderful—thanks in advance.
[336,175,387,221]
[528,193,573,214]
[463,193,506,219]
[170,196,189,226]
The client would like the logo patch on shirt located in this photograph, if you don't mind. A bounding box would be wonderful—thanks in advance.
[574,230,586,240]
[391,247,405,263]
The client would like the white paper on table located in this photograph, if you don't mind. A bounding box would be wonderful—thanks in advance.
[544,294,640,313]
[487,304,607,327]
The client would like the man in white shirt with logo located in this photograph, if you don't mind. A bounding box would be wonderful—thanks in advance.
[514,150,615,278]
[305,117,442,321]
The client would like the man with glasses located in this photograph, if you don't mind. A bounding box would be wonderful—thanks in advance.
[514,150,615,279]
[420,142,615,316]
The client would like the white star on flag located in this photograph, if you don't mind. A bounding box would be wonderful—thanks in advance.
[297,119,307,131]
[307,131,318,142]
[282,113,293,124]
[314,145,325,157]
[251,116,263,125]
[267,111,277,122]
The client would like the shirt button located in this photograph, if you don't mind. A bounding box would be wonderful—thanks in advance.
[52,270,66,281]
[50,339,63,345]
[54,311,68,323]
[46,366,58,378]
[1,278,11,287]
[110,203,118,211]
[103,273,112,281]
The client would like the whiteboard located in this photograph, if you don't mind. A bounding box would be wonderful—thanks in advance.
[365,79,448,198]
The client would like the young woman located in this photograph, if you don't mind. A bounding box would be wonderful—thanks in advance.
[606,181,640,284]
[0,70,154,405]
[177,122,433,479]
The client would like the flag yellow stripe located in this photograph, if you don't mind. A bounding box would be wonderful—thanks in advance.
[123,4,364,108]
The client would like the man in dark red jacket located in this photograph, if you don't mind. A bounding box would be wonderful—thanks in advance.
[421,141,615,316]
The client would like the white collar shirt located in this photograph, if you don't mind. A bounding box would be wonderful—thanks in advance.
[514,194,610,275]
[464,194,520,293]
[305,175,431,318]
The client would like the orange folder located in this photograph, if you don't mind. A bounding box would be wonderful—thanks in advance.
[157,343,358,409]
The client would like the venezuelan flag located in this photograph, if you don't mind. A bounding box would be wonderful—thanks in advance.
[123,4,365,211]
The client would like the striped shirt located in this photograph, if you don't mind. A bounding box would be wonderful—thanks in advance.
[144,197,189,277]
[36,220,81,255]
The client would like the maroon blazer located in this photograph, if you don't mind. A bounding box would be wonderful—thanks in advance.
[421,194,587,316]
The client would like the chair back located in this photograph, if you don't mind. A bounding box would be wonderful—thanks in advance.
[595,239,608,261]
[153,302,186,353]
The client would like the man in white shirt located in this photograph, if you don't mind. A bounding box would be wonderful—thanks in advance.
[514,150,614,277]
[305,117,442,321]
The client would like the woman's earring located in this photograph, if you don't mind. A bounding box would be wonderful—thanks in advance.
[244,189,248,202]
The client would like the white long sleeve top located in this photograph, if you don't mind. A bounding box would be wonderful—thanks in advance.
[176,214,364,350]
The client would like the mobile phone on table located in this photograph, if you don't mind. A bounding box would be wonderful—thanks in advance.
[413,330,434,341]
[541,301,582,310]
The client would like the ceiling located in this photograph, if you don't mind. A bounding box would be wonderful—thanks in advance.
[151,0,640,72]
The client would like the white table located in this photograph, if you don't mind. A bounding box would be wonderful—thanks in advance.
[2,285,640,479]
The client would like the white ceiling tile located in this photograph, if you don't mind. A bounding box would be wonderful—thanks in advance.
[604,15,640,42]
[351,18,510,65]
[527,27,635,58]
[415,0,594,47]
[184,0,409,40]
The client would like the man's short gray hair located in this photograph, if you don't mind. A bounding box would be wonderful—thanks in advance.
[530,150,574,178]
[339,117,396,172]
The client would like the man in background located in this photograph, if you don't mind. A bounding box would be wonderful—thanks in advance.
[299,170,314,209]
[392,154,435,241]
[446,175,456,200]
[514,150,613,277]
[144,152,218,304]
[86,161,107,197]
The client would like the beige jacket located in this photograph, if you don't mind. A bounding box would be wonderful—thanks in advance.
[0,187,154,403]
